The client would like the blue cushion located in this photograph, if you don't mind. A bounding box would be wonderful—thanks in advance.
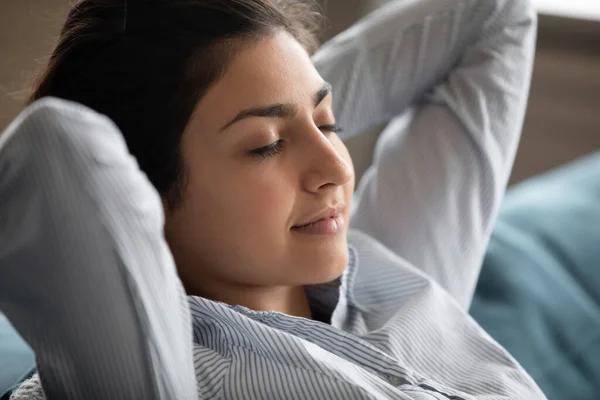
[0,314,35,396]
[471,151,600,400]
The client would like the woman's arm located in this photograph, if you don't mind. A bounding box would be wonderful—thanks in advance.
[313,0,537,308]
[0,99,196,399]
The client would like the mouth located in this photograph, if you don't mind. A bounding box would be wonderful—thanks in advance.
[291,205,346,235]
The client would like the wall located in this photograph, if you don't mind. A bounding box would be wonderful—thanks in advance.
[0,0,70,127]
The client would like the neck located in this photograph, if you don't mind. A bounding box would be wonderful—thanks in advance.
[185,280,313,319]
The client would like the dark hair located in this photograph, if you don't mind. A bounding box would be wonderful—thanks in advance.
[30,0,323,207]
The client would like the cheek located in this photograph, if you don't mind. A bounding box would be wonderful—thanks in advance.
[233,169,294,231]
[189,158,295,239]
[168,156,297,283]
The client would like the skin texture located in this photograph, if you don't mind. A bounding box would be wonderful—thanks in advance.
[163,30,355,318]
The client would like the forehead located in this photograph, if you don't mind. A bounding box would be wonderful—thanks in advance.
[189,31,325,131]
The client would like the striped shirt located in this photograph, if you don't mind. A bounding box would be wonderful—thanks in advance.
[0,0,545,398]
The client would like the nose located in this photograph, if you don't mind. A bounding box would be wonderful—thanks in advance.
[300,125,354,193]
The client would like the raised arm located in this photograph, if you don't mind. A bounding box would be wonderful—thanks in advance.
[312,0,537,308]
[0,99,196,399]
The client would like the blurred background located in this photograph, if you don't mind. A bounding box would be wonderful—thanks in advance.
[0,0,599,184]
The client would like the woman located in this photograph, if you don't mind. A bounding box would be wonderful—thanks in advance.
[0,0,545,398]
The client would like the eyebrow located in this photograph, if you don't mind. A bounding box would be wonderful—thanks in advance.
[220,82,332,132]
[314,82,332,108]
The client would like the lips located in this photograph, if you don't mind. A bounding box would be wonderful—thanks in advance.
[291,204,346,235]
[292,205,345,228]
[291,215,345,235]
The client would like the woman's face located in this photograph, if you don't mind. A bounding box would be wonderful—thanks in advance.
[164,31,355,299]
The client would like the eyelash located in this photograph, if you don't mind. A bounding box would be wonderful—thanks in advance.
[319,124,344,135]
[250,139,286,159]
[249,124,344,159]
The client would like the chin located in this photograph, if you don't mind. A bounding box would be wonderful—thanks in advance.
[303,243,349,284]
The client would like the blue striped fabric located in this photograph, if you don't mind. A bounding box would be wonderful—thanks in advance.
[0,0,546,398]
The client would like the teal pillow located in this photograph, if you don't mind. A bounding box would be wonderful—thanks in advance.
[0,314,35,396]
[471,152,600,400]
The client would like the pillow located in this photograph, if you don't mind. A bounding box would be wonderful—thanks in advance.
[0,314,34,397]
[471,151,600,400]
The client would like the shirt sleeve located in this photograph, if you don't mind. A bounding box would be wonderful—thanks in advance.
[0,98,197,399]
[312,0,537,309]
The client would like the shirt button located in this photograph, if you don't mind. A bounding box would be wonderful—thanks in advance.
[387,375,403,386]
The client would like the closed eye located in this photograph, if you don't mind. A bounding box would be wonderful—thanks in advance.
[248,124,342,160]
[318,124,344,134]
[249,139,285,159]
